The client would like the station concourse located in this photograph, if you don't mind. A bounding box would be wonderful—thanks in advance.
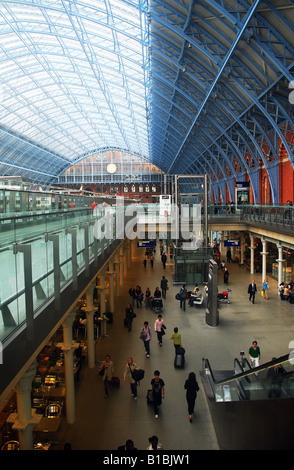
[0,0,293,454]
[50,240,293,451]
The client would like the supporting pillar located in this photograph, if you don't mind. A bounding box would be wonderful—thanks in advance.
[58,312,78,424]
[277,244,284,288]
[85,286,95,369]
[240,233,245,265]
[98,269,108,336]
[7,361,41,450]
[114,253,121,296]
[261,238,268,282]
[120,248,124,281]
[106,259,115,313]
[250,235,255,275]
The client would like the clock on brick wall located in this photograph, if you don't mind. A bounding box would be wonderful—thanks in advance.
[106,163,117,174]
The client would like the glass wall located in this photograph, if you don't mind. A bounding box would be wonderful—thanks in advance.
[58,148,163,184]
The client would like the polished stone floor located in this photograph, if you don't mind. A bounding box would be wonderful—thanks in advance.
[53,243,294,451]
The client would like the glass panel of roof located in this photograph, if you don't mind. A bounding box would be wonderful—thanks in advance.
[0,0,149,166]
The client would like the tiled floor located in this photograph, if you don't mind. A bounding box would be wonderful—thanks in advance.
[54,243,294,451]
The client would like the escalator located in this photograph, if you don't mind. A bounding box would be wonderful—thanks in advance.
[200,354,294,450]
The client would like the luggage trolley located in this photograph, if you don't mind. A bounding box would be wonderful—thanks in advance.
[217,288,231,304]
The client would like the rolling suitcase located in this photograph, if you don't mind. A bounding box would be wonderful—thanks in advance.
[174,347,185,368]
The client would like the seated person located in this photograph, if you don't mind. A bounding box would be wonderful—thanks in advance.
[283,285,290,299]
[189,288,202,305]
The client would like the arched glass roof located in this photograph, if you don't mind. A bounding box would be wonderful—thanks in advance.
[0,0,150,183]
[0,0,293,200]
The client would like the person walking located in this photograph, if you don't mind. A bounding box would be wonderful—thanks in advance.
[249,340,261,368]
[223,267,229,285]
[262,279,269,300]
[123,357,139,399]
[151,370,165,419]
[150,253,154,268]
[160,276,168,299]
[179,284,187,311]
[140,321,151,358]
[129,287,135,306]
[99,354,114,398]
[170,327,182,354]
[146,435,163,450]
[184,372,200,422]
[125,303,135,332]
[161,252,167,269]
[154,314,166,346]
[248,280,258,304]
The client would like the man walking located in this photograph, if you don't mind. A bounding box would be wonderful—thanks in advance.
[248,280,257,304]
[179,284,187,311]
[160,276,168,299]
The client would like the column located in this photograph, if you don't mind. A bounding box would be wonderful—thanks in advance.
[240,233,245,265]
[128,239,132,266]
[7,361,41,450]
[85,285,95,369]
[250,234,255,275]
[98,269,108,336]
[98,269,107,315]
[58,312,78,424]
[261,238,268,282]
[114,253,121,296]
[106,259,115,313]
[277,244,284,287]
[219,232,225,261]
[120,248,124,281]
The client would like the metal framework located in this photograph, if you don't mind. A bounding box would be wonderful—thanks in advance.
[0,0,293,202]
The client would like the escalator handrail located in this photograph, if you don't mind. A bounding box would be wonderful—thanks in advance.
[203,354,290,386]
[202,357,217,384]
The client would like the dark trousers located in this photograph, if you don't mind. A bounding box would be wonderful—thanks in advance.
[187,396,196,415]
[130,382,137,398]
[156,331,163,344]
[249,291,256,303]
[180,298,186,311]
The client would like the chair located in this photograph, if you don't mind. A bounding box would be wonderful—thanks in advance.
[1,440,19,450]
[32,397,47,414]
[44,375,56,390]
[45,403,62,418]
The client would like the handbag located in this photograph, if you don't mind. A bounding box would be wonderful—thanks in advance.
[175,293,181,300]
[99,366,105,376]
[140,332,147,341]
[161,327,165,336]
[261,290,264,297]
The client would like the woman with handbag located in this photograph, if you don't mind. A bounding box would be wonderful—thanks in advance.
[123,356,138,399]
[140,321,151,357]
[99,354,114,398]
[154,314,166,346]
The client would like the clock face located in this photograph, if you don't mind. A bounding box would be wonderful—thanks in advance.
[106,163,117,174]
